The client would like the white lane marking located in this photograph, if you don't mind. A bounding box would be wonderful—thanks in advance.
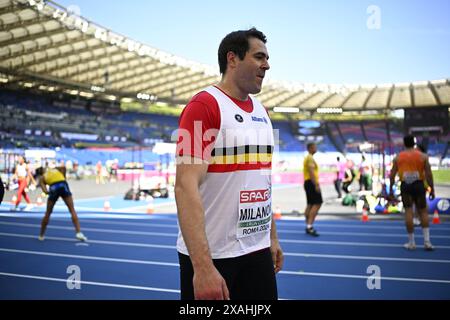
[0,221,176,237]
[284,252,450,264]
[0,272,180,294]
[0,248,179,267]
[2,248,449,285]
[279,270,450,284]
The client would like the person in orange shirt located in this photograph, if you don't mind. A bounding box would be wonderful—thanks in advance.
[389,135,435,251]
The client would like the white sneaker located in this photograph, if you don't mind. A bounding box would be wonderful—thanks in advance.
[38,235,45,241]
[413,217,421,226]
[424,242,434,251]
[404,242,416,250]
[76,232,87,242]
[24,204,34,211]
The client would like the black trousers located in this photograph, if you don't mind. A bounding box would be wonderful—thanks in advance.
[178,247,278,300]
[334,179,342,198]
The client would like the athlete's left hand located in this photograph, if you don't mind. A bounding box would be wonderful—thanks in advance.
[270,239,284,273]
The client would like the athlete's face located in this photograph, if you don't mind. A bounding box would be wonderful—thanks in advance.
[309,144,317,155]
[234,37,270,95]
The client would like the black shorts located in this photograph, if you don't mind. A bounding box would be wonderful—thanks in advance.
[400,180,426,209]
[0,177,4,205]
[304,179,323,205]
[178,247,278,300]
[48,181,72,202]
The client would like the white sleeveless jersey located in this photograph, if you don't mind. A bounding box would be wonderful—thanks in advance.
[177,86,274,259]
[17,163,27,178]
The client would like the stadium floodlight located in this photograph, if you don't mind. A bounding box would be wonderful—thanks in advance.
[66,89,79,95]
[91,85,105,92]
[273,107,300,113]
[79,91,94,98]
[316,107,343,114]
[104,95,116,101]
[0,78,9,83]
[391,109,405,119]
[359,142,374,152]
[137,93,151,100]
[28,0,45,11]
[95,28,108,41]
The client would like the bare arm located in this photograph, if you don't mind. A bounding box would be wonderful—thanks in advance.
[423,155,435,199]
[13,166,18,181]
[270,217,283,273]
[389,156,398,195]
[27,166,36,185]
[308,162,320,191]
[57,167,67,178]
[39,177,48,194]
[175,156,229,300]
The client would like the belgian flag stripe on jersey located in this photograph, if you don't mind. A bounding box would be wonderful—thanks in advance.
[208,145,273,172]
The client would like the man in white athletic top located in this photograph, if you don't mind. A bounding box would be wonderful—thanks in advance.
[175,27,283,300]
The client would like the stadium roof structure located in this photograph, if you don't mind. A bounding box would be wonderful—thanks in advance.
[1,0,450,113]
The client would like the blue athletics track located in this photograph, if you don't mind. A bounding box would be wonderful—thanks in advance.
[0,199,449,300]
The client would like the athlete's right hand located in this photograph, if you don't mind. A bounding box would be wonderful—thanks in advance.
[429,191,435,201]
[193,267,230,300]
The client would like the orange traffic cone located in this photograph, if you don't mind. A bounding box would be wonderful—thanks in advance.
[361,207,369,222]
[273,206,282,220]
[432,210,440,224]
[146,199,154,214]
[36,197,43,206]
[103,200,111,212]
[11,195,17,205]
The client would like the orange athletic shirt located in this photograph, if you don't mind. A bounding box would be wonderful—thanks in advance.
[397,150,425,181]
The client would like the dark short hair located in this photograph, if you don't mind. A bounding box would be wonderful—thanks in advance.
[403,135,416,148]
[307,142,316,150]
[218,27,267,74]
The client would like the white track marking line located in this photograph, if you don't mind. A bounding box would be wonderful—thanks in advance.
[279,270,450,284]
[1,249,449,285]
[0,248,178,267]
[0,221,177,237]
[284,252,450,264]
[1,223,450,249]
[1,232,450,262]
[280,238,450,249]
[276,222,450,230]
[0,272,180,294]
[0,232,175,249]
[278,229,450,239]
[2,246,450,267]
